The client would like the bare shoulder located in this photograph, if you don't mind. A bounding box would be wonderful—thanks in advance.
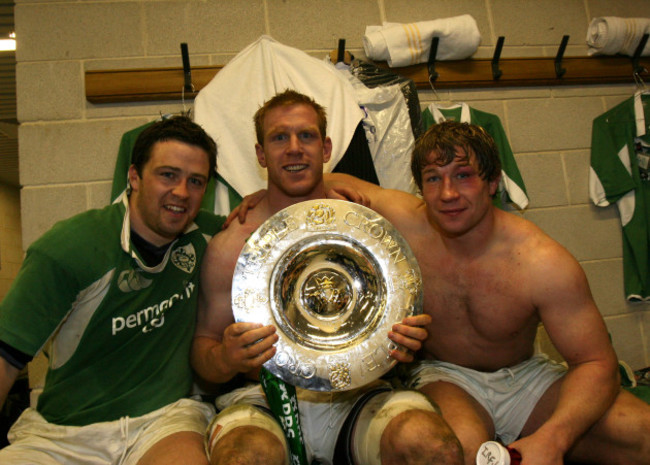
[203,215,263,275]
[197,214,265,337]
[499,211,590,304]
[501,212,577,266]
[499,213,618,369]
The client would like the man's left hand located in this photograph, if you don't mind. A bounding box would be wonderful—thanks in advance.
[326,184,370,207]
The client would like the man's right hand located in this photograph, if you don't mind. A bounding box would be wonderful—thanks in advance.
[224,189,267,228]
[219,322,278,375]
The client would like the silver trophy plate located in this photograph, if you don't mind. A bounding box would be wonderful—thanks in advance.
[232,199,422,391]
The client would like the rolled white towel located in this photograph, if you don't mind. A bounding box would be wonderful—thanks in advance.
[587,16,650,56]
[363,14,481,67]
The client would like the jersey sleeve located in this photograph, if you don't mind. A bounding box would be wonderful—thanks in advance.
[194,210,226,239]
[0,247,80,357]
[589,102,637,207]
[472,109,529,209]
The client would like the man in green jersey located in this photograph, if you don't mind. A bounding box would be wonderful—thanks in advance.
[0,116,223,464]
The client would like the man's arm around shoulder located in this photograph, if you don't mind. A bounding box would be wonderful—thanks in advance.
[324,173,424,224]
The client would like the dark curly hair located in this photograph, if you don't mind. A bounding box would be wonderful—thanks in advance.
[411,121,501,191]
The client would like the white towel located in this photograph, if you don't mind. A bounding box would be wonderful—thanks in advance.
[587,17,650,57]
[363,15,481,67]
[194,36,363,198]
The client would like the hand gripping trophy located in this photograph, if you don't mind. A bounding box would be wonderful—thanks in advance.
[232,199,423,464]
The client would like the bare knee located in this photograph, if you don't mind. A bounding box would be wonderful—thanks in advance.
[419,382,493,465]
[611,400,650,465]
[137,431,208,465]
[451,423,492,465]
[380,409,464,465]
[576,392,650,465]
[211,426,285,465]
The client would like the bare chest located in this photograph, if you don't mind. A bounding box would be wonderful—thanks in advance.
[418,249,537,341]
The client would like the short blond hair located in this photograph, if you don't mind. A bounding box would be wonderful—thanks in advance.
[254,89,327,145]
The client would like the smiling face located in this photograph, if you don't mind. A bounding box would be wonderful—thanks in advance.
[255,103,332,200]
[420,146,499,238]
[128,139,210,247]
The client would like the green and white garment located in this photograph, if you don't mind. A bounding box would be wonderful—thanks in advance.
[590,92,650,302]
[422,103,529,210]
[0,193,224,425]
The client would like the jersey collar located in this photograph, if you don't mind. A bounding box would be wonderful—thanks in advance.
[116,191,199,272]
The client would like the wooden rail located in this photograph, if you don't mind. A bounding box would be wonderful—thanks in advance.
[85,55,650,104]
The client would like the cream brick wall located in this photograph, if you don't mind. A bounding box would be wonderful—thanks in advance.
[12,0,650,370]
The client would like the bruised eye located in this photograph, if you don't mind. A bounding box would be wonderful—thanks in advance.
[456,169,475,179]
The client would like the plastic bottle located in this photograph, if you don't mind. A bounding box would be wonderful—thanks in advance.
[476,441,522,465]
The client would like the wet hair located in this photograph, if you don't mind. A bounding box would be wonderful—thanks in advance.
[253,89,327,145]
[131,115,217,179]
[411,121,501,191]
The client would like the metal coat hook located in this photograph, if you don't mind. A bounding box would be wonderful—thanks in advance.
[330,38,353,65]
[180,43,193,93]
[427,36,440,85]
[337,38,346,63]
[555,35,569,79]
[492,36,505,80]
[632,33,650,75]
[634,70,648,92]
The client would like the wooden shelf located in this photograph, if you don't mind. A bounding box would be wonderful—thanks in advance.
[85,65,223,103]
[397,55,650,88]
[85,55,650,104]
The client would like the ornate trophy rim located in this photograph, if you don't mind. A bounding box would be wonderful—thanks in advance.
[231,199,422,391]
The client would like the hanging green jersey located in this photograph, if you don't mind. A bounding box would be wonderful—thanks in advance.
[590,92,650,302]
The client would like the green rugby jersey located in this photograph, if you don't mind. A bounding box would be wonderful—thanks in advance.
[0,194,224,426]
[590,92,650,302]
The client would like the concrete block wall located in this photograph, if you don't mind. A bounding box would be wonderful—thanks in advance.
[13,0,650,369]
[0,183,22,301]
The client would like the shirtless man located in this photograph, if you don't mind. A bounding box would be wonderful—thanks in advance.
[320,121,650,465]
[191,90,462,465]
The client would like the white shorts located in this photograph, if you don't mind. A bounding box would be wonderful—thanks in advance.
[403,355,567,444]
[214,380,389,464]
[0,397,215,465]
